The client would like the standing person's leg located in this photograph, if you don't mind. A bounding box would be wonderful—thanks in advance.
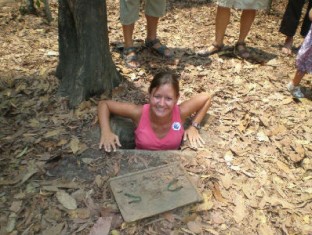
[279,0,305,54]
[287,70,305,98]
[122,24,135,48]
[286,20,312,98]
[198,6,231,56]
[146,15,158,41]
[144,0,172,58]
[120,0,141,68]
[238,9,256,43]
[215,6,231,47]
[291,70,305,86]
[300,0,312,37]
[234,9,256,58]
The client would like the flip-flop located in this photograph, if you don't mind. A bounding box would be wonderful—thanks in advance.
[197,43,224,57]
[145,38,173,59]
[123,47,140,68]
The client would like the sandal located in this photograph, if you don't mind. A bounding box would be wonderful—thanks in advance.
[234,42,250,59]
[197,43,224,57]
[123,47,140,68]
[145,38,173,59]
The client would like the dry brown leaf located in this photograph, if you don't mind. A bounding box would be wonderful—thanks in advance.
[89,217,112,235]
[276,160,291,173]
[233,194,246,223]
[57,138,68,146]
[270,125,287,136]
[212,182,227,203]
[187,221,203,234]
[260,195,294,209]
[288,152,304,163]
[42,223,65,235]
[44,129,62,138]
[45,207,62,222]
[70,136,80,154]
[56,190,77,210]
[224,151,233,164]
[257,223,275,235]
[196,191,214,212]
[68,208,91,219]
[257,130,270,142]
[162,212,175,223]
[19,162,38,185]
[259,115,270,127]
[291,143,305,156]
[203,227,220,235]
[281,97,294,105]
[242,184,255,199]
[113,161,120,176]
[210,211,225,224]
[220,174,232,190]
[9,201,22,213]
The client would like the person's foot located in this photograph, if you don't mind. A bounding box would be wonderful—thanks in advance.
[145,38,173,58]
[234,42,250,59]
[287,82,304,98]
[123,47,140,68]
[197,43,224,57]
[281,36,293,55]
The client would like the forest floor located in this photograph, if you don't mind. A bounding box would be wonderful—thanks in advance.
[0,0,312,234]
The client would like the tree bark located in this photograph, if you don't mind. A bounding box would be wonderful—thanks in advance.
[56,0,121,107]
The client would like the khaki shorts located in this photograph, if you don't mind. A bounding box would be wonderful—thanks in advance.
[120,0,166,25]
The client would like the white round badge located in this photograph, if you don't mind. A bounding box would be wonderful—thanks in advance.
[172,122,181,131]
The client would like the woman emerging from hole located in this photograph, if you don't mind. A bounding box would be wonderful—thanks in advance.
[98,72,212,152]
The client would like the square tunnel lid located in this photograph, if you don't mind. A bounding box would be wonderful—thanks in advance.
[109,162,203,222]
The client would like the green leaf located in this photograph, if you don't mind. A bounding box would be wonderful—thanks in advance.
[36,0,41,8]
[16,146,28,158]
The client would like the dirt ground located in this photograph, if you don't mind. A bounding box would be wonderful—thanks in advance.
[0,0,312,234]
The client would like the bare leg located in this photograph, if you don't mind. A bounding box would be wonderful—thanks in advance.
[146,14,158,41]
[235,9,256,58]
[122,23,140,68]
[122,23,135,48]
[145,14,172,57]
[214,6,231,46]
[238,9,256,43]
[287,70,305,98]
[198,6,230,56]
[292,70,305,86]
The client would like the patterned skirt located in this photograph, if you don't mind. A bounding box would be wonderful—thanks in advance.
[217,0,270,10]
[296,25,312,74]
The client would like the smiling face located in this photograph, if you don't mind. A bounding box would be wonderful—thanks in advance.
[149,83,179,119]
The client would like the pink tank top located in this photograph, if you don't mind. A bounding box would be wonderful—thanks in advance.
[135,104,184,150]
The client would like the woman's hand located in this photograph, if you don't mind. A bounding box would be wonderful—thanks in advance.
[183,126,205,149]
[99,131,121,152]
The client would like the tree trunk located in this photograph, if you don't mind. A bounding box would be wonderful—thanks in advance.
[56,0,121,107]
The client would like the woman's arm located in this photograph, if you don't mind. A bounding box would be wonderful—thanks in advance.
[179,93,212,148]
[98,100,142,152]
[309,9,312,21]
